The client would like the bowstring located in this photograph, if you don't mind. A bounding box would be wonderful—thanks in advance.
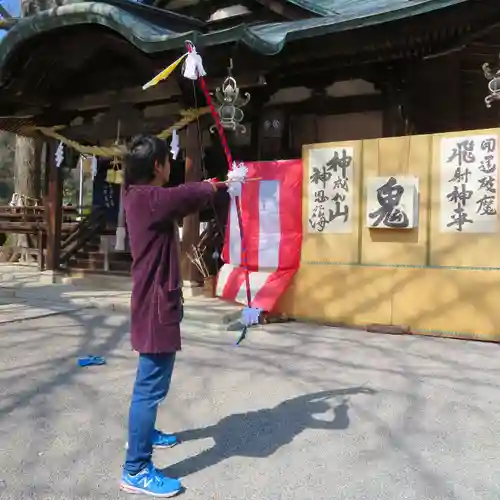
[191,80,224,276]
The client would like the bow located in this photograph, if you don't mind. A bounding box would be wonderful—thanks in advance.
[142,41,261,344]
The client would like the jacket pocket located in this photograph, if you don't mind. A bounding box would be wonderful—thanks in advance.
[157,286,183,325]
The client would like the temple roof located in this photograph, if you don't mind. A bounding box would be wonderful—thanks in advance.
[0,0,496,136]
[0,0,470,67]
[277,0,459,17]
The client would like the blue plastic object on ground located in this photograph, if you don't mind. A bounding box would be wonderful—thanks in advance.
[77,355,107,367]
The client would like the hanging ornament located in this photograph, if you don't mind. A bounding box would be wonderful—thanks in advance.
[108,156,123,184]
[106,121,124,185]
[211,59,250,134]
[55,141,64,168]
[483,60,500,108]
[106,165,116,184]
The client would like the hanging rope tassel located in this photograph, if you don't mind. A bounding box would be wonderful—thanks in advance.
[183,40,260,343]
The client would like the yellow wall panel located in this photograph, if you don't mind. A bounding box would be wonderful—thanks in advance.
[391,268,500,340]
[277,265,393,326]
[360,135,432,266]
[282,129,500,342]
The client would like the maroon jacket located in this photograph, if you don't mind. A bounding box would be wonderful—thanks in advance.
[124,182,217,353]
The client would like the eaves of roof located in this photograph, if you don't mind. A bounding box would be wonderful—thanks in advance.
[0,0,470,72]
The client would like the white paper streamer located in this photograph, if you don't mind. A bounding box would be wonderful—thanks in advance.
[90,156,98,180]
[170,129,180,160]
[55,141,64,168]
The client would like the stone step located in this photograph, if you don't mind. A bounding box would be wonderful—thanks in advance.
[68,258,131,273]
[60,271,212,299]
[60,270,132,290]
[183,298,242,326]
[74,251,132,263]
[85,295,242,327]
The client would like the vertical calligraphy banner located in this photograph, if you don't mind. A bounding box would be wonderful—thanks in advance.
[307,145,354,234]
[440,135,498,233]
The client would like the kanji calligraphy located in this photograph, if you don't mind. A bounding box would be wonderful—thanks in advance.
[440,135,498,233]
[307,146,354,233]
[366,176,419,229]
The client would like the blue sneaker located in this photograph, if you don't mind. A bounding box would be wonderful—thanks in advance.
[125,430,179,451]
[120,463,182,497]
[153,430,179,449]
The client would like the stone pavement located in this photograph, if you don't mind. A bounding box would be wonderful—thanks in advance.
[0,264,242,327]
[0,302,499,500]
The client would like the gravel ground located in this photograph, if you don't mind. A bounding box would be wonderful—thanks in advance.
[0,306,499,500]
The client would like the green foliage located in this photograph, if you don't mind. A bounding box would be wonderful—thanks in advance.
[63,168,79,205]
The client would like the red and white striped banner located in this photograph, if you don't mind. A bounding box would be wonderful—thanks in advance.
[216,159,303,311]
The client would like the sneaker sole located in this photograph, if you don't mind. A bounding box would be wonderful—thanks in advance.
[154,441,179,449]
[120,483,182,498]
[125,441,179,451]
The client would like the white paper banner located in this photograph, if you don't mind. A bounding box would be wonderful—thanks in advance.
[440,135,498,233]
[307,146,354,234]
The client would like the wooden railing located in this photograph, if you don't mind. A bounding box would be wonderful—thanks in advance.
[0,205,87,234]
[60,207,106,265]
[0,205,106,269]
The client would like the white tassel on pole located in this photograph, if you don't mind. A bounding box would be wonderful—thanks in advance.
[227,162,248,199]
[115,227,126,252]
[55,141,64,168]
[182,44,206,80]
[115,186,126,252]
[90,156,98,180]
[170,129,180,160]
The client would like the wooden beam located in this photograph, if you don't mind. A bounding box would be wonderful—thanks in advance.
[57,74,267,114]
[61,114,180,143]
[263,93,384,116]
[5,73,268,121]
[59,81,180,112]
[0,222,78,233]
[44,140,63,272]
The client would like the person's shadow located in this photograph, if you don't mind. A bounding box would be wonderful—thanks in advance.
[163,386,376,478]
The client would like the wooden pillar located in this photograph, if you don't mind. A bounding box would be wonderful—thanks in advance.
[44,140,63,272]
[380,66,409,137]
[411,55,460,134]
[382,88,407,137]
[181,123,203,284]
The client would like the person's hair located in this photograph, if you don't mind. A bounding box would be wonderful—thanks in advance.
[124,134,168,187]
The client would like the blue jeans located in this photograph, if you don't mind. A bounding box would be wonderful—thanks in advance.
[124,353,176,474]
